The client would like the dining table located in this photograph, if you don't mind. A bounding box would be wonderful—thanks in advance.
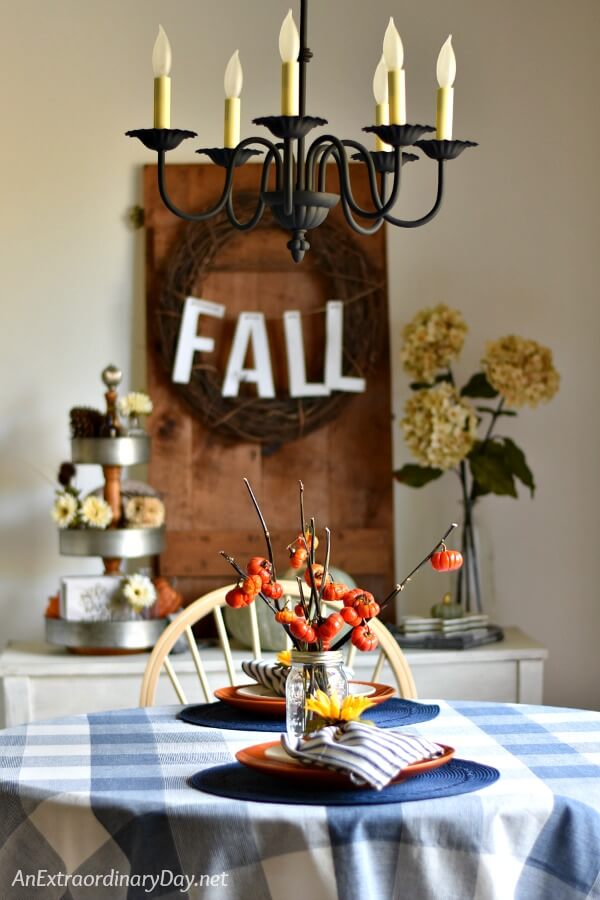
[0,698,599,900]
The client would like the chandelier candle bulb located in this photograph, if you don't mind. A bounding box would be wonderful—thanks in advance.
[279,9,300,116]
[436,35,456,140]
[152,25,172,129]
[383,18,406,125]
[373,55,391,151]
[224,50,243,148]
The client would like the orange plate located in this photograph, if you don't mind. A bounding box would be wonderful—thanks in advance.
[236,740,455,786]
[214,681,395,717]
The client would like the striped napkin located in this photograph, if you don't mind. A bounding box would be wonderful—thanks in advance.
[241,660,288,697]
[281,721,445,790]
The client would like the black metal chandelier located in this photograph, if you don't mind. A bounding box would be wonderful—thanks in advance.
[127,0,476,263]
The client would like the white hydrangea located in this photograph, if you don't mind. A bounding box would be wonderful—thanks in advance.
[481,335,560,408]
[400,305,467,383]
[402,382,478,470]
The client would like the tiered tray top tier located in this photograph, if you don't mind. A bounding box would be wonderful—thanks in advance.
[71,435,150,466]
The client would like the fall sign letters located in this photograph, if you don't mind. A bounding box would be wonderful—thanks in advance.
[172,296,366,399]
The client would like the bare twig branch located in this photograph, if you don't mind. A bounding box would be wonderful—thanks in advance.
[379,522,459,611]
[243,478,277,583]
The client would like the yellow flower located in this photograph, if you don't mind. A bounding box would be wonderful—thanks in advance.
[481,335,560,408]
[277,650,292,667]
[402,382,478,470]
[305,690,376,724]
[401,305,467,383]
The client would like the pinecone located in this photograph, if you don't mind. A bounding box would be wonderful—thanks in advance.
[69,407,104,438]
[57,462,76,487]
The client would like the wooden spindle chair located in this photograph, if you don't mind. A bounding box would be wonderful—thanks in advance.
[139,579,417,706]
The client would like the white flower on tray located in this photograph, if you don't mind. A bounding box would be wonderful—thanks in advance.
[80,496,112,529]
[51,492,78,528]
[122,573,157,611]
[119,392,153,417]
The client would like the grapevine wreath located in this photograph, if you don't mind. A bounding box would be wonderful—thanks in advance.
[155,198,386,446]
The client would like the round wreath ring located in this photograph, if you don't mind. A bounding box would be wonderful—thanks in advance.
[156,197,386,446]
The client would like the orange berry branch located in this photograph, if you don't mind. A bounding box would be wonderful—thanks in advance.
[221,480,463,655]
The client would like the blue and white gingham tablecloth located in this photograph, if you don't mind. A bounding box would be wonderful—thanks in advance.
[0,700,599,900]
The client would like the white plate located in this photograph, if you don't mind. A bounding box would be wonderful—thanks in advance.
[265,744,305,765]
[237,683,285,700]
[236,681,376,700]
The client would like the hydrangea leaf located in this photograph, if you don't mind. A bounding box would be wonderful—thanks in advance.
[469,442,517,497]
[460,372,499,399]
[394,465,444,488]
[502,437,535,497]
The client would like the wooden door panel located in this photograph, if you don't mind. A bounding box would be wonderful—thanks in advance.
[144,162,394,612]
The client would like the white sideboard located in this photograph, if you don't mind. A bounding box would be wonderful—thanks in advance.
[0,628,547,728]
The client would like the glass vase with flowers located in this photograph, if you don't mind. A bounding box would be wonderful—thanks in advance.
[222,479,462,738]
[395,305,560,612]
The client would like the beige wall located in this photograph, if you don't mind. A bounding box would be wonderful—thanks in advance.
[1,0,598,709]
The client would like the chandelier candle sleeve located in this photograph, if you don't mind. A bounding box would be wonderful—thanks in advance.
[383,18,406,125]
[224,50,243,148]
[436,35,456,140]
[279,9,300,115]
[373,55,391,151]
[152,25,172,129]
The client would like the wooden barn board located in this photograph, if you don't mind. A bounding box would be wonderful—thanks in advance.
[144,162,394,614]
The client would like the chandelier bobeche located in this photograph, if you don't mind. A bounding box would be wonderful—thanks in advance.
[127,0,476,262]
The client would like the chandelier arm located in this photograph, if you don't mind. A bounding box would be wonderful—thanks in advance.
[379,171,389,205]
[157,151,234,221]
[225,148,279,230]
[339,195,385,235]
[335,139,404,215]
[337,139,395,210]
[157,137,282,224]
[308,135,402,220]
[383,160,445,227]
[237,136,284,188]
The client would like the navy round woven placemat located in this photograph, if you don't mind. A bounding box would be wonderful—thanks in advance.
[178,698,440,732]
[190,759,499,805]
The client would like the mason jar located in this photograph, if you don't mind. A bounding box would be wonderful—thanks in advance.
[285,649,348,740]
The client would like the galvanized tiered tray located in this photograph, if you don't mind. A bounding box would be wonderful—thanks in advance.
[47,365,167,653]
